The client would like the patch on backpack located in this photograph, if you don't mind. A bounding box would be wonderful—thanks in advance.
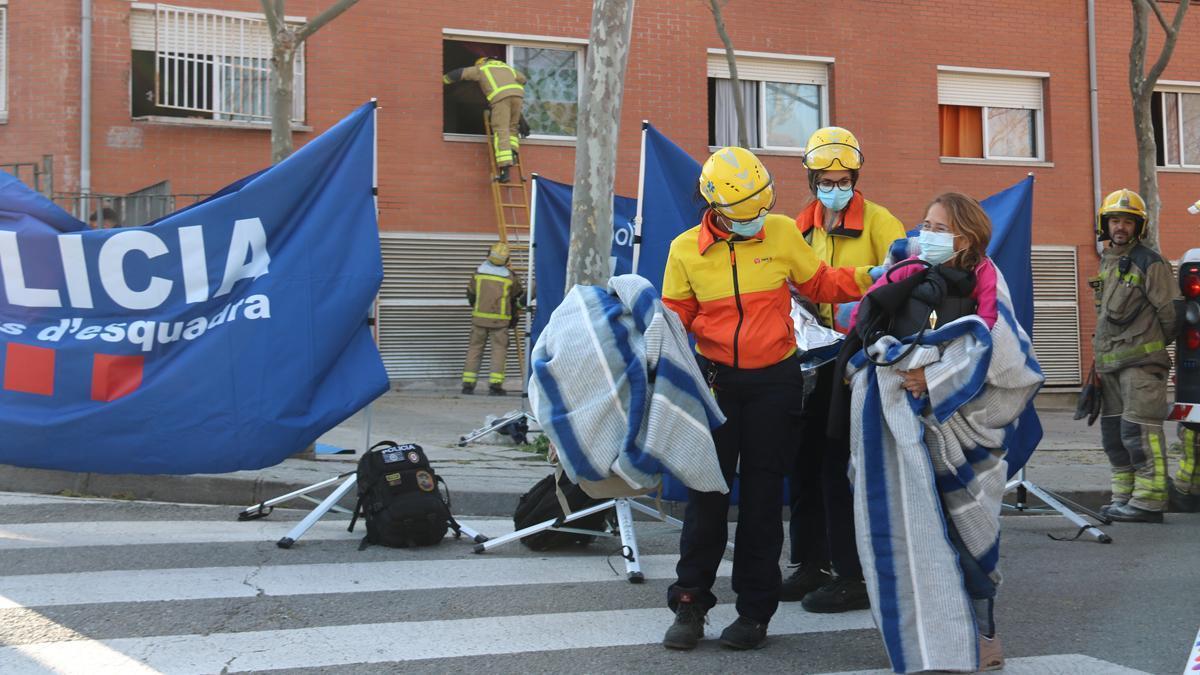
[385,472,403,486]
[415,470,435,492]
[407,450,421,464]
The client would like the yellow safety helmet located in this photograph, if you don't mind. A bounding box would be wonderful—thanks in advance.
[488,242,510,265]
[1096,188,1147,241]
[803,126,864,171]
[698,147,776,222]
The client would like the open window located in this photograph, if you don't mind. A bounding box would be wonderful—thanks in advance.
[442,33,583,140]
[1152,84,1200,168]
[938,67,1046,161]
[706,52,830,150]
[129,3,305,124]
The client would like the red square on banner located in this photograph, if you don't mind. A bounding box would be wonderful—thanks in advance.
[92,354,143,402]
[3,343,55,396]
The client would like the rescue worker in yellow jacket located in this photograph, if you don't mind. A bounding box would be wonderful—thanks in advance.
[784,127,905,613]
[661,147,877,652]
[463,242,525,396]
[1092,189,1178,523]
[443,57,526,183]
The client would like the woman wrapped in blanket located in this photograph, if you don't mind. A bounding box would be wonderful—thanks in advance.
[658,147,876,651]
[844,193,1043,672]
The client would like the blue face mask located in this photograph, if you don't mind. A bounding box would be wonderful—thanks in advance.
[818,186,854,212]
[729,214,767,238]
[917,230,958,265]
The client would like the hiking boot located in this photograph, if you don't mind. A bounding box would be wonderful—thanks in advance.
[718,616,767,650]
[461,383,475,395]
[662,599,706,650]
[978,633,1004,671]
[801,576,871,613]
[1105,502,1164,523]
[1168,481,1200,513]
[488,384,507,396]
[780,564,832,602]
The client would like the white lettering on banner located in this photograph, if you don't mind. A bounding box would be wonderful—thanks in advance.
[0,219,272,310]
[613,219,634,248]
[16,294,272,353]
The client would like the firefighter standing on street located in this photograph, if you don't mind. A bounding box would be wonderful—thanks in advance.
[443,56,526,184]
[783,127,904,612]
[463,242,525,396]
[1092,189,1179,523]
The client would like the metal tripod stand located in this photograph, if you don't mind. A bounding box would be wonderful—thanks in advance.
[1004,467,1112,543]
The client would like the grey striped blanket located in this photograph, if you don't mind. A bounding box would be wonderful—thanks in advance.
[846,268,1043,673]
[529,275,727,494]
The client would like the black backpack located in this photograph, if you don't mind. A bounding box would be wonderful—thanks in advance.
[513,472,608,551]
[350,441,457,549]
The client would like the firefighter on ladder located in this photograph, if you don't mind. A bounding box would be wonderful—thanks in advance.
[443,56,526,184]
[462,242,526,396]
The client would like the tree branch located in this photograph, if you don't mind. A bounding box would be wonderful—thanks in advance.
[1130,0,1149,97]
[297,0,361,43]
[1144,0,1171,33]
[1146,0,1191,85]
[259,0,282,38]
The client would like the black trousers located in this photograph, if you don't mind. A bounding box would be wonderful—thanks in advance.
[668,355,805,624]
[788,360,863,580]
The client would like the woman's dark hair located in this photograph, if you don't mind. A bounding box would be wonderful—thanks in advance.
[926,192,991,270]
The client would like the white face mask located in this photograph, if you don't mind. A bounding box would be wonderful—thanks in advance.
[729,214,767,238]
[917,230,958,265]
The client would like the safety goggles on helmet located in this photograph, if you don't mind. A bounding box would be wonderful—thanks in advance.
[803,142,864,171]
[710,180,777,222]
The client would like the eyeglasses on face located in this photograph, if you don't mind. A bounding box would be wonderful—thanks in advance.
[919,221,955,234]
[815,177,854,192]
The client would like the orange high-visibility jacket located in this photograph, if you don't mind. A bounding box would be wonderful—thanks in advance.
[662,211,872,369]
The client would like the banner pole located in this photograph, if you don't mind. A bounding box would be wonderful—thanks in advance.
[631,120,649,276]
[362,98,380,452]
[522,174,540,404]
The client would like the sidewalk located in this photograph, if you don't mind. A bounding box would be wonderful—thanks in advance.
[0,387,1173,516]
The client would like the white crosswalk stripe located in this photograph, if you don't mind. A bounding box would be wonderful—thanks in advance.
[0,493,1158,674]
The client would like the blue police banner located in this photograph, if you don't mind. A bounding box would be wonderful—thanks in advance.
[637,123,707,291]
[530,175,637,346]
[0,101,389,474]
[982,175,1043,475]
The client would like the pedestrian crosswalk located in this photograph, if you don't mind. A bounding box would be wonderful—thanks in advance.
[0,493,1159,674]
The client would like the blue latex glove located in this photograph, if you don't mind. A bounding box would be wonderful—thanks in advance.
[868,265,887,281]
[836,301,858,328]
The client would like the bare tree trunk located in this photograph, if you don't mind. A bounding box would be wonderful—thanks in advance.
[261,0,361,165]
[707,0,749,148]
[566,0,636,288]
[1128,0,1190,251]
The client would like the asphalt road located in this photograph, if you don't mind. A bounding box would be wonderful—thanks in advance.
[0,492,1195,674]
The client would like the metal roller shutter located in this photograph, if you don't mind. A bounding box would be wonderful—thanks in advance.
[1031,246,1081,386]
[706,53,829,86]
[937,70,1043,110]
[378,233,530,381]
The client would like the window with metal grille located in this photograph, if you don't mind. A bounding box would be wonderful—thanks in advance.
[130,3,304,124]
[0,2,8,123]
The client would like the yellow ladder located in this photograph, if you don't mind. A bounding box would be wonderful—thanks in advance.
[483,111,531,384]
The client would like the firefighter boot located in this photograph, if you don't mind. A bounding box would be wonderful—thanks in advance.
[495,166,510,184]
[1104,502,1164,523]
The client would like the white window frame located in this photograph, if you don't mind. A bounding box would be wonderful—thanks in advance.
[130,3,306,126]
[938,66,1047,162]
[1155,81,1200,169]
[707,50,832,152]
[442,29,586,142]
[0,0,8,124]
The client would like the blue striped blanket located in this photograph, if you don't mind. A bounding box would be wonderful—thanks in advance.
[846,268,1043,673]
[529,275,728,494]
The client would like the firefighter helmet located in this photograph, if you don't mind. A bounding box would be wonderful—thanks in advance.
[488,242,510,265]
[1096,189,1147,241]
[698,147,776,222]
[803,126,864,171]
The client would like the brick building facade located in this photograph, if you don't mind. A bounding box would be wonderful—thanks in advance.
[3,1,1200,383]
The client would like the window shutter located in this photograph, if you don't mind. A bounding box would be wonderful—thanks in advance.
[707,54,828,86]
[1031,246,1081,386]
[938,71,1043,110]
[378,234,530,380]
